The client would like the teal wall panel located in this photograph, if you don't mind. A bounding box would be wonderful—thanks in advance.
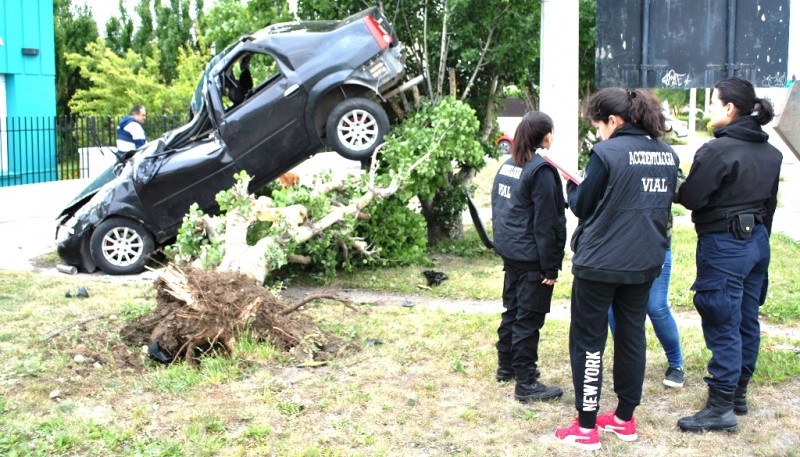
[0,0,57,184]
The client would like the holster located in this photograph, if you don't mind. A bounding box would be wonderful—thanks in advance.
[730,213,755,240]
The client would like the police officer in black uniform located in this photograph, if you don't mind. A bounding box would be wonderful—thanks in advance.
[555,88,678,451]
[676,77,782,433]
[491,111,566,403]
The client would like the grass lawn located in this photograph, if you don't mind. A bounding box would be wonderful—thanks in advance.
[1,155,798,456]
[2,226,799,455]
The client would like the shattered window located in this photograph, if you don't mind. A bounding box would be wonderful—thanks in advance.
[221,52,281,111]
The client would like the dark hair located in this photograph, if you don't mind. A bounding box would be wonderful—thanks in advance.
[584,88,665,138]
[510,111,554,166]
[130,105,146,115]
[714,77,774,125]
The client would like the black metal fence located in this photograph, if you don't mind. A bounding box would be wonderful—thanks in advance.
[0,114,187,187]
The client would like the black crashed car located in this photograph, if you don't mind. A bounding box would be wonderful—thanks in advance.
[56,7,407,275]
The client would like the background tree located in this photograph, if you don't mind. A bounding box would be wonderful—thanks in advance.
[578,0,597,99]
[154,0,195,82]
[202,0,292,53]
[132,0,156,61]
[654,88,691,115]
[54,0,99,116]
[66,38,207,117]
[105,1,135,56]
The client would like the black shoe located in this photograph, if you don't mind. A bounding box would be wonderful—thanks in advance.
[678,387,738,433]
[733,377,750,416]
[496,351,514,382]
[496,366,514,382]
[514,366,561,402]
[497,366,542,382]
[515,379,563,402]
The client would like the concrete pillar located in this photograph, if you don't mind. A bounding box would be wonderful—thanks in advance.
[540,0,580,170]
[688,88,697,135]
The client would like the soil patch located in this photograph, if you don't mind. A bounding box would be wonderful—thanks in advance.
[119,266,356,365]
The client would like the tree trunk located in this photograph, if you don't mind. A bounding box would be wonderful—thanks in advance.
[214,148,432,281]
[523,80,539,111]
[435,0,450,99]
[481,74,500,141]
[420,197,451,246]
[418,164,477,246]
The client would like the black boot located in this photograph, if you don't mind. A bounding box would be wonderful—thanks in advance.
[733,377,750,416]
[677,386,738,433]
[514,367,562,403]
[496,352,514,382]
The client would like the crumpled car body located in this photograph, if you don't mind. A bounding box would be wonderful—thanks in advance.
[56,7,406,275]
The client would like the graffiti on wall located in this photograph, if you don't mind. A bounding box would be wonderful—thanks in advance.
[761,72,787,87]
[661,69,691,87]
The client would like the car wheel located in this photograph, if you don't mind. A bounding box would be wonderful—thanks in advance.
[498,140,512,154]
[89,218,154,275]
[326,98,390,161]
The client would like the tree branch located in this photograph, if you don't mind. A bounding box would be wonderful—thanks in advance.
[461,27,495,101]
[436,0,450,100]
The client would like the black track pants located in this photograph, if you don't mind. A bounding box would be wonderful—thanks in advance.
[569,277,652,428]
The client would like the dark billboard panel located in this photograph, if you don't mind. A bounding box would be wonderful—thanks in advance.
[596,0,790,88]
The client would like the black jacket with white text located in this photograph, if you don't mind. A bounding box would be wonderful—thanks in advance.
[567,125,679,284]
[491,152,567,279]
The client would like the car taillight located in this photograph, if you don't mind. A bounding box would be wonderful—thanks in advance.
[363,15,393,50]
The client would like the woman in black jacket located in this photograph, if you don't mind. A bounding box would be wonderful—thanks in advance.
[676,77,782,433]
[491,111,566,404]
[555,88,678,451]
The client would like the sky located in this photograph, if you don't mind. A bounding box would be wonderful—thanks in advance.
[79,0,137,31]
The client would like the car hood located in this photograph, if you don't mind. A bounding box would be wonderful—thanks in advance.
[57,165,119,220]
[56,140,165,219]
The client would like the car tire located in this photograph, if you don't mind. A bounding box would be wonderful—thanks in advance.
[326,98,390,161]
[498,140,512,154]
[89,217,154,275]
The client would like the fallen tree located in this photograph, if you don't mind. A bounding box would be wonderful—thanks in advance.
[127,99,493,366]
[121,146,432,365]
[211,145,432,281]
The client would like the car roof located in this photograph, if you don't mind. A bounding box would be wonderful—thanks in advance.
[192,7,387,115]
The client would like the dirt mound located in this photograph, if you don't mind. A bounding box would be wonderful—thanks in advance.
[120,266,356,365]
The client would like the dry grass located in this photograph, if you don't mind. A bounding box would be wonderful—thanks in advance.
[2,273,799,456]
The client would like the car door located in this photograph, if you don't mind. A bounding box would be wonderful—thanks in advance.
[217,51,313,191]
[135,134,235,233]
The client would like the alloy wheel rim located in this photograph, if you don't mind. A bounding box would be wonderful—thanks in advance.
[337,108,378,151]
[101,227,144,267]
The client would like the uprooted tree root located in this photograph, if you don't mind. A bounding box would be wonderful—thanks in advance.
[120,265,361,365]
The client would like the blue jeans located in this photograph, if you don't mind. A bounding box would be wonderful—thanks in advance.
[609,248,684,368]
[692,225,770,391]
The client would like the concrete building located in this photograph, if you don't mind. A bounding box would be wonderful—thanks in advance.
[0,0,57,185]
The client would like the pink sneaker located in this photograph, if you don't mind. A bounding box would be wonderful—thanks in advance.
[596,410,638,441]
[555,419,601,451]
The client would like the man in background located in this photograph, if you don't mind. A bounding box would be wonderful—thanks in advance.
[116,105,147,159]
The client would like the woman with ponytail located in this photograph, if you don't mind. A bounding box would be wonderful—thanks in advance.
[676,77,782,433]
[555,88,679,451]
[490,111,567,404]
